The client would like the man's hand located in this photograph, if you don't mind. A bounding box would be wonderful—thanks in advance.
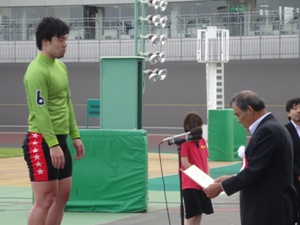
[50,145,65,169]
[204,182,223,198]
[204,175,232,198]
[73,139,85,160]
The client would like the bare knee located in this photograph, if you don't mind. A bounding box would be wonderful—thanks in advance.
[185,214,202,225]
[34,189,57,210]
[53,191,70,206]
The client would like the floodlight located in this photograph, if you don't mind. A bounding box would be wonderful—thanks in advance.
[149,53,160,64]
[140,0,160,9]
[139,52,160,64]
[144,69,160,83]
[152,68,167,81]
[140,15,161,26]
[155,51,167,63]
[159,52,166,62]
[149,35,160,45]
[158,68,167,80]
[144,68,167,82]
[140,34,167,46]
[140,34,160,46]
[150,15,161,26]
[152,68,159,74]
[149,72,160,83]
[159,0,168,11]
[159,16,168,28]
[160,34,167,45]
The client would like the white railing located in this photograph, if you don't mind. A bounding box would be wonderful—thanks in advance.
[0,35,299,63]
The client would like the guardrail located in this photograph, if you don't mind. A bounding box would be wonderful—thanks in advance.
[0,35,299,63]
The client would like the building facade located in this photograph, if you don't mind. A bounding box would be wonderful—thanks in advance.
[0,0,300,40]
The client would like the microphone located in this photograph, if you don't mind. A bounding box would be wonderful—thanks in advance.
[163,127,203,146]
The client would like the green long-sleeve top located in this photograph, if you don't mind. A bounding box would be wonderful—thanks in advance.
[24,53,80,147]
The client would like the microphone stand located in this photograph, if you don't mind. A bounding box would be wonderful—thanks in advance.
[176,142,185,225]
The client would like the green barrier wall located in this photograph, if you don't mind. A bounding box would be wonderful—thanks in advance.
[233,116,247,159]
[208,109,246,161]
[65,129,148,212]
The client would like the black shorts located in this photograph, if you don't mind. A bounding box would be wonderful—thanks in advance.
[22,132,72,182]
[183,188,214,219]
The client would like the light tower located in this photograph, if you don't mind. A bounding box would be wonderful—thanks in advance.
[197,26,229,110]
[134,0,168,84]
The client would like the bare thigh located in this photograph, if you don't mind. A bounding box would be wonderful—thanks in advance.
[31,180,58,205]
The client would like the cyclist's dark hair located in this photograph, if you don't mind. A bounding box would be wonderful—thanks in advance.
[36,17,69,50]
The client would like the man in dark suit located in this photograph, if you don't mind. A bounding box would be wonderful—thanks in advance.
[204,90,297,225]
[285,98,300,224]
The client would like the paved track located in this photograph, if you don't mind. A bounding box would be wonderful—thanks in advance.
[0,132,241,225]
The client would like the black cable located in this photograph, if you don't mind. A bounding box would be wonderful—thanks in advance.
[158,141,172,225]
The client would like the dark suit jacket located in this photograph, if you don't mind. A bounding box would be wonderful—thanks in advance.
[222,114,297,225]
[285,122,300,217]
[285,122,300,179]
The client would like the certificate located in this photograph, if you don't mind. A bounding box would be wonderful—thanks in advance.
[181,165,214,188]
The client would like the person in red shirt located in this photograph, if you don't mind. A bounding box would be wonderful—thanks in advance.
[180,112,213,225]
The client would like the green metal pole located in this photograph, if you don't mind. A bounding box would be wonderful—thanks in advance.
[134,0,146,93]
[141,3,146,54]
[134,0,139,56]
[134,0,147,56]
[141,3,147,93]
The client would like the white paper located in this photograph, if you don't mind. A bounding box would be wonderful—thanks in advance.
[181,165,214,188]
